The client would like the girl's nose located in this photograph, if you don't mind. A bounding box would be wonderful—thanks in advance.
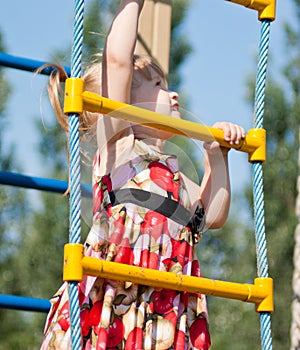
[169,91,178,100]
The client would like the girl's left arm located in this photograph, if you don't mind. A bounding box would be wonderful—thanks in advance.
[200,150,230,229]
[200,122,246,229]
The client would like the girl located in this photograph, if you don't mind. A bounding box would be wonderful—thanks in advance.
[41,1,245,349]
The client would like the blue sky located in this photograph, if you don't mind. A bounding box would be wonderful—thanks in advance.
[0,0,293,199]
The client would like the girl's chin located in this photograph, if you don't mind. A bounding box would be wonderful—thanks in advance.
[171,110,181,119]
[133,126,173,141]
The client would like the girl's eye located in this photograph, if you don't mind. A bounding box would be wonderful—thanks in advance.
[156,80,161,86]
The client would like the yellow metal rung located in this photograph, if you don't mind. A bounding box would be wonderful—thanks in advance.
[63,243,274,313]
[226,0,276,21]
[63,80,266,162]
[82,90,266,163]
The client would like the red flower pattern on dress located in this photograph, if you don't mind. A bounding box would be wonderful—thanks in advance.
[151,289,178,315]
[106,316,124,347]
[174,330,186,350]
[110,209,126,245]
[190,318,211,350]
[141,210,168,240]
[114,238,134,265]
[164,310,178,328]
[139,249,159,269]
[125,327,143,350]
[149,161,179,200]
[80,307,90,337]
[88,300,103,335]
[57,301,70,332]
[171,237,192,267]
[93,174,112,214]
[93,182,103,214]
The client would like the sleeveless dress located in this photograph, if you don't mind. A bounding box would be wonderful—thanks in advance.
[41,139,211,350]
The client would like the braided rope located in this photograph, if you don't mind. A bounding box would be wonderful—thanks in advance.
[68,1,85,349]
[252,20,272,350]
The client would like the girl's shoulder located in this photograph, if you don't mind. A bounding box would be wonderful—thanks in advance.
[96,125,135,176]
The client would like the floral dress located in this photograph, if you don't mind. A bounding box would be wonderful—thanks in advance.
[41,140,211,350]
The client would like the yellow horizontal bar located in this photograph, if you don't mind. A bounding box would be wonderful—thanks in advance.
[62,243,273,312]
[81,90,266,163]
[227,0,276,21]
[63,78,266,162]
[81,256,273,312]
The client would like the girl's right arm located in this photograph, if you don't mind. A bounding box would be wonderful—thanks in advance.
[97,0,144,150]
[102,0,144,103]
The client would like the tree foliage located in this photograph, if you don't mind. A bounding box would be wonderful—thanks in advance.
[0,34,32,350]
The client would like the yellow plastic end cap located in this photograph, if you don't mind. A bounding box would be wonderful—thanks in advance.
[64,78,84,114]
[226,0,276,21]
[255,277,274,313]
[248,128,266,163]
[255,0,276,21]
[63,243,84,282]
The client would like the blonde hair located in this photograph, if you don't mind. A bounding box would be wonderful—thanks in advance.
[36,61,101,133]
[38,55,166,133]
[132,54,167,88]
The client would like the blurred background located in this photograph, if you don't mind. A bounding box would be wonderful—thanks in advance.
[0,1,298,349]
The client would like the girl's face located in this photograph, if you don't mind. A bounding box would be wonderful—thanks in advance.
[130,67,180,140]
[131,68,180,118]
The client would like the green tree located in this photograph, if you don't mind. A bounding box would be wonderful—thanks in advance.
[201,211,259,349]
[277,1,300,348]
[259,83,296,350]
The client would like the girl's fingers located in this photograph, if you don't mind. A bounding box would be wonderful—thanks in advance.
[213,122,246,145]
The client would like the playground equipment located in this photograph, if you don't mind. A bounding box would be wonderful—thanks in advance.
[0,0,276,349]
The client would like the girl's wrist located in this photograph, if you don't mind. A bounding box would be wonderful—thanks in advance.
[205,149,229,169]
[204,145,230,158]
[220,146,230,156]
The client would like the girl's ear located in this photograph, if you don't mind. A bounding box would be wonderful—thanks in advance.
[131,69,143,89]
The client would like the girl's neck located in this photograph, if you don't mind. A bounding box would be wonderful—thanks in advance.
[138,137,165,152]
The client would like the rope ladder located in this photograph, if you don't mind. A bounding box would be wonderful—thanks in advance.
[0,1,276,349]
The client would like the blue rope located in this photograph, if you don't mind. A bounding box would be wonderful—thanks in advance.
[68,1,85,349]
[252,20,272,350]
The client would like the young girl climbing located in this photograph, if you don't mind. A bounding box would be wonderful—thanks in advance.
[40,1,246,349]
